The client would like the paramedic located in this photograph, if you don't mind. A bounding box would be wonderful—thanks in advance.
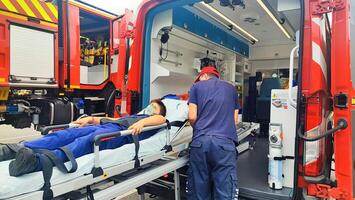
[188,66,240,200]
[1,99,166,177]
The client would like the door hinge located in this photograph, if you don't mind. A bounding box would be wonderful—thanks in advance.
[314,184,347,199]
[313,0,345,15]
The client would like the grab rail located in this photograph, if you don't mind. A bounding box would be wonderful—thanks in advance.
[288,45,299,108]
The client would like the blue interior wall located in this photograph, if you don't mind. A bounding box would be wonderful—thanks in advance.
[172,7,249,57]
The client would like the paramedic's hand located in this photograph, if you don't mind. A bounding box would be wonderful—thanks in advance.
[129,122,144,135]
[74,117,94,127]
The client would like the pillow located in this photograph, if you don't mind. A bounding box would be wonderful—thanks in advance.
[162,98,188,122]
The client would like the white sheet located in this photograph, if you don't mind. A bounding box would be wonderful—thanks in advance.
[0,98,189,199]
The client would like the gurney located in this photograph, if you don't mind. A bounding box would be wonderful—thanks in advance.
[0,98,192,200]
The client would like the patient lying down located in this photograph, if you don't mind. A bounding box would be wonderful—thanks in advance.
[0,99,167,177]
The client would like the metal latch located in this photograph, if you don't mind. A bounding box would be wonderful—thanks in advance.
[334,93,348,108]
[313,0,345,15]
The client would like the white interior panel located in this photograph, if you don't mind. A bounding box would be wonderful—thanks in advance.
[10,25,54,79]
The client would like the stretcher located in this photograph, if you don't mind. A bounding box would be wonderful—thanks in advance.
[0,97,259,200]
[0,98,191,200]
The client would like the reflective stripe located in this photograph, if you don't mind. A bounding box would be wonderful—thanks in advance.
[17,0,36,18]
[0,10,27,20]
[312,41,328,80]
[304,125,321,164]
[45,2,57,19]
[1,0,18,13]
[31,0,52,22]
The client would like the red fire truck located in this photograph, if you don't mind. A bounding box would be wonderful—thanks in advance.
[0,0,134,129]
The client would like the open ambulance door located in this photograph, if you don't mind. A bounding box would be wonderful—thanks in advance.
[110,10,135,117]
[297,0,353,199]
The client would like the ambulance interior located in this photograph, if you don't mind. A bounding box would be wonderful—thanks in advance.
[79,10,110,85]
[147,0,300,199]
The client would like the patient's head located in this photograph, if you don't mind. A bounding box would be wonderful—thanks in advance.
[150,99,167,117]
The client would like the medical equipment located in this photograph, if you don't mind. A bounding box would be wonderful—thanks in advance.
[269,88,297,188]
[268,123,283,190]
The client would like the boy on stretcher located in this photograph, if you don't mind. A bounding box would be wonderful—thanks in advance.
[0,99,167,177]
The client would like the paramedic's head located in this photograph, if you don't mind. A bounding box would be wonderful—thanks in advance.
[194,66,220,83]
[150,99,167,117]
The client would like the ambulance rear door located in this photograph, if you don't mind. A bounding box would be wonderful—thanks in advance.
[297,0,354,199]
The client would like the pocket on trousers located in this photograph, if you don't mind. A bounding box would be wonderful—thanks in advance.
[230,173,239,200]
[219,144,236,152]
[189,140,202,148]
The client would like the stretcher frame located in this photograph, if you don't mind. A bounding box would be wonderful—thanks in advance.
[9,122,190,200]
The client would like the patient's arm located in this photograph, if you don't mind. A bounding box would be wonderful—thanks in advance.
[128,115,166,135]
[74,116,118,127]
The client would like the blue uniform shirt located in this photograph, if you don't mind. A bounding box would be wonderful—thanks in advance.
[188,77,240,142]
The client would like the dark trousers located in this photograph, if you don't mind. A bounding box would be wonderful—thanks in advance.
[187,135,238,200]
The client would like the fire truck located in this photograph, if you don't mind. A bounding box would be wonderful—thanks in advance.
[0,0,354,199]
[0,0,134,130]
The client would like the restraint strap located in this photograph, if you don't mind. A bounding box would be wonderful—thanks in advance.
[34,147,78,174]
[86,185,95,200]
[40,155,54,200]
[132,135,140,168]
[34,148,78,200]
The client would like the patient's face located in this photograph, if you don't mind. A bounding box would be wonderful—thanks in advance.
[151,102,161,115]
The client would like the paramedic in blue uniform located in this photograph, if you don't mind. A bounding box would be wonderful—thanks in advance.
[187,66,240,200]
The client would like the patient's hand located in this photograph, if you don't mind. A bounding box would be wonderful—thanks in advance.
[73,117,94,127]
[129,122,144,135]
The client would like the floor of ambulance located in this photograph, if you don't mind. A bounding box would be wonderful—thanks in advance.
[238,137,293,200]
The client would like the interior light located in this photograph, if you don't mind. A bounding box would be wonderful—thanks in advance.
[256,0,292,39]
[201,2,259,42]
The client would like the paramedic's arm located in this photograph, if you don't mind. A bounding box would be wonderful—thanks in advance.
[234,91,241,125]
[234,109,239,125]
[188,85,198,126]
[188,103,198,126]
[129,115,166,135]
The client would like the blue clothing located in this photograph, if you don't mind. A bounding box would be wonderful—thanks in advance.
[187,135,238,200]
[24,115,157,169]
[188,77,240,142]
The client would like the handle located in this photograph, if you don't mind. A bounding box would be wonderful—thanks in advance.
[40,123,80,135]
[288,45,299,108]
[297,119,348,141]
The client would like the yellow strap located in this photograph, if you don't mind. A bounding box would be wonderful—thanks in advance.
[31,0,52,22]
[17,0,36,18]
[45,2,57,19]
[1,0,18,13]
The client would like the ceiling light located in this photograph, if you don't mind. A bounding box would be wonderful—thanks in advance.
[194,5,255,44]
[256,0,292,39]
[201,2,259,42]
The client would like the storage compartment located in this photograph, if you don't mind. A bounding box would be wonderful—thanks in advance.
[79,10,110,85]
[10,25,55,84]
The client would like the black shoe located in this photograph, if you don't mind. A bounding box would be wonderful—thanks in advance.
[0,143,22,161]
[9,148,37,177]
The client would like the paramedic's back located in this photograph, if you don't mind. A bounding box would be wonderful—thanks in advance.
[187,66,240,200]
[189,75,239,142]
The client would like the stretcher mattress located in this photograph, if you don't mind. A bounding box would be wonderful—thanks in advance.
[0,98,190,199]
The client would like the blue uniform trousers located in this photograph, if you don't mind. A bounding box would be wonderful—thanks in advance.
[24,123,156,162]
[187,135,238,200]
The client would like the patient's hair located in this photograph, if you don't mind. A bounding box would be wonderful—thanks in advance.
[151,99,167,117]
